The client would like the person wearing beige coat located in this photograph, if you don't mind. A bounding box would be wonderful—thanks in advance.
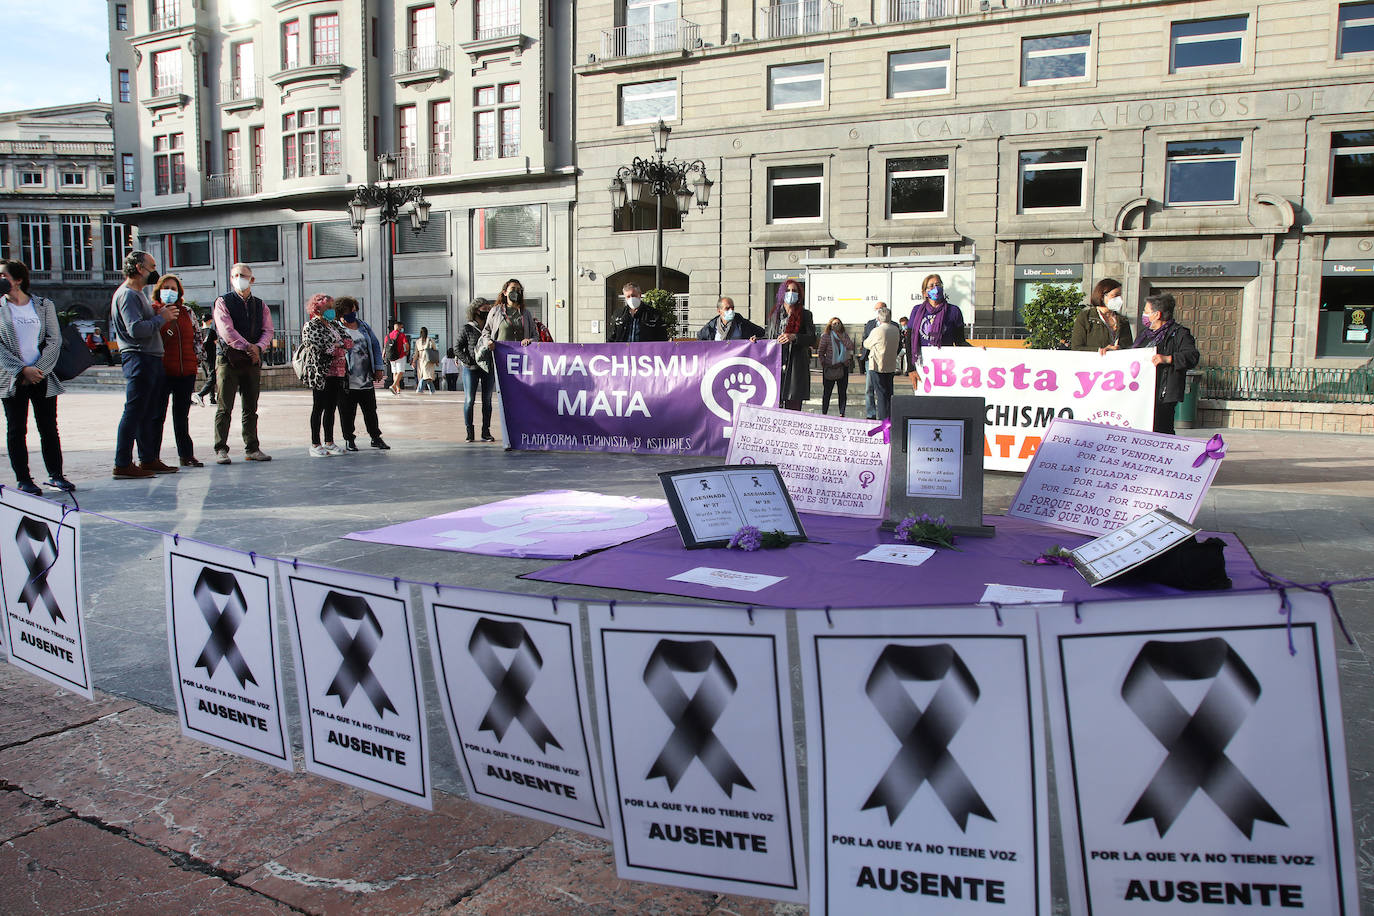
[863,307,901,420]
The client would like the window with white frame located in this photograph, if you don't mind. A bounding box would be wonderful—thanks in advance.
[102,216,131,271]
[151,48,181,95]
[19,170,43,187]
[768,164,823,222]
[102,172,116,187]
[1021,32,1090,85]
[282,107,341,178]
[1169,16,1246,72]
[474,83,520,159]
[19,215,51,272]
[61,171,85,188]
[121,153,135,191]
[768,61,824,109]
[619,79,676,125]
[1165,139,1242,205]
[887,156,948,218]
[480,205,545,249]
[476,0,520,39]
[1018,148,1087,211]
[312,13,340,65]
[1330,130,1374,198]
[624,0,679,55]
[1339,3,1374,57]
[60,215,92,272]
[888,47,949,97]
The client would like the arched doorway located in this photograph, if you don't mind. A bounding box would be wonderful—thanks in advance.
[604,267,688,340]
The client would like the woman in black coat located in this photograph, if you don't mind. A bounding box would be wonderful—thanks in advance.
[1133,293,1199,435]
[764,280,817,410]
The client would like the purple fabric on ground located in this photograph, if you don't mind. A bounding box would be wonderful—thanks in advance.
[523,513,1260,608]
[343,490,674,559]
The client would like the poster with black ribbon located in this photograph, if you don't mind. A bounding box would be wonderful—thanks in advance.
[282,566,431,808]
[797,607,1050,915]
[587,603,807,903]
[163,537,292,770]
[1042,592,1359,914]
[0,488,91,699]
[421,587,607,836]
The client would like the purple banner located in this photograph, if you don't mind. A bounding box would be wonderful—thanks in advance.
[494,340,782,456]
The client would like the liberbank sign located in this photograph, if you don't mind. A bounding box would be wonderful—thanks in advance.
[1141,262,1260,279]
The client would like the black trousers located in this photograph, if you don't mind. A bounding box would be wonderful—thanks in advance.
[1153,400,1178,436]
[153,374,197,460]
[310,376,344,444]
[339,386,383,441]
[3,383,62,483]
[822,374,848,415]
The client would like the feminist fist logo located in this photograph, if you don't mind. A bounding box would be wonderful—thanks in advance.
[700,357,779,437]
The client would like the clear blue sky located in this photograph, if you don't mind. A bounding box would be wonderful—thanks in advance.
[1,1,111,112]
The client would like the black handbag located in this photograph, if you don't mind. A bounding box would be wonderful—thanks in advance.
[54,323,94,381]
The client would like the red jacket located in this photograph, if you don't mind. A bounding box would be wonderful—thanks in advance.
[156,302,200,377]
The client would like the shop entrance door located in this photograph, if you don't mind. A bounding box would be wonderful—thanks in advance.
[1151,286,1241,367]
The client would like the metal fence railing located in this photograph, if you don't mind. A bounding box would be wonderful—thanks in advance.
[1196,365,1374,404]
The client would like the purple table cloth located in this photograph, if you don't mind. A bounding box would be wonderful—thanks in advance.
[523,514,1261,609]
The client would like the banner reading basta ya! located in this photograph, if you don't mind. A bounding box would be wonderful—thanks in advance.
[909,347,1155,472]
[495,340,781,456]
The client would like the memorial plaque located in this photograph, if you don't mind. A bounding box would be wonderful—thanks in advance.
[658,465,807,549]
[887,395,994,537]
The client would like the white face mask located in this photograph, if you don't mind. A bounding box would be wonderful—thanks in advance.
[626,297,641,310]
[231,275,251,293]
[1105,295,1123,311]
[159,289,179,305]
[784,291,800,306]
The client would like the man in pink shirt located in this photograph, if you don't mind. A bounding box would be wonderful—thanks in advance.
[211,262,274,464]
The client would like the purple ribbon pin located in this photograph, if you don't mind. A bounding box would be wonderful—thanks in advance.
[1191,434,1226,468]
[867,420,892,445]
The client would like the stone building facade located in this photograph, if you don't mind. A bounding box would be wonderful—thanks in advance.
[0,103,131,318]
[107,0,575,349]
[571,0,1374,368]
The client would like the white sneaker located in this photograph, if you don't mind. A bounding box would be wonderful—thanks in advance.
[309,445,331,458]
[323,443,346,456]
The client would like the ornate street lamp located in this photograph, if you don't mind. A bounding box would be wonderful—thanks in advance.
[348,153,431,320]
[608,120,713,290]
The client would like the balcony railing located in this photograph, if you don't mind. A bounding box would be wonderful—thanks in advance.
[762,1,844,39]
[205,169,262,200]
[395,148,454,179]
[151,6,180,31]
[222,77,263,102]
[600,18,701,59]
[311,51,342,66]
[395,43,452,74]
[0,140,114,156]
[154,76,183,97]
[474,141,521,162]
[475,22,520,41]
[883,0,1068,21]
[1197,366,1374,404]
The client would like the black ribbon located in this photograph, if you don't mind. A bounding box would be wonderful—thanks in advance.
[15,516,63,624]
[643,639,754,796]
[192,568,257,687]
[320,591,397,717]
[1122,638,1286,838]
[468,618,561,752]
[862,644,995,829]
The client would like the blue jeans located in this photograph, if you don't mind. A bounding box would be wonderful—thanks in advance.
[115,351,166,467]
[463,366,494,431]
[868,369,894,421]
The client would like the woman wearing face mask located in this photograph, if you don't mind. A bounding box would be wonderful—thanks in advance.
[150,274,204,467]
[817,317,854,416]
[764,280,817,411]
[1133,293,1199,435]
[0,259,72,495]
[907,273,971,365]
[1071,278,1134,354]
[333,297,389,451]
[480,278,539,349]
[300,293,352,457]
[457,298,496,442]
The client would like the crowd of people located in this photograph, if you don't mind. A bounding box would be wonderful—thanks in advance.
[0,254,1199,493]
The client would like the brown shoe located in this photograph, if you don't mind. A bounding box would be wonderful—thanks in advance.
[244,450,272,462]
[112,464,155,479]
[138,460,179,475]
[180,457,204,468]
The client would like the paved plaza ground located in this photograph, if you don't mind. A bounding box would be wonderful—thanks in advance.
[0,385,1371,914]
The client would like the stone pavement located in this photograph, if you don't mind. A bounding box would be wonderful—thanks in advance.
[0,387,1371,915]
